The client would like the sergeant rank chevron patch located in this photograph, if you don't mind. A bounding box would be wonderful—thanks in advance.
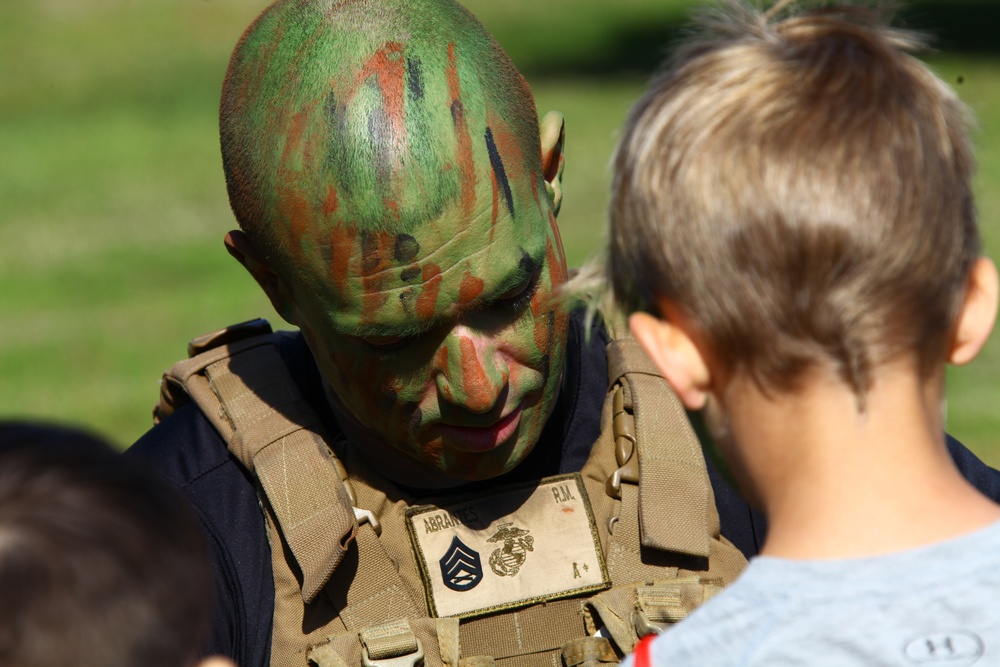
[439,536,483,591]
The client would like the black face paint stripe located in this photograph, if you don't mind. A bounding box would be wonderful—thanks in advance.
[518,248,539,275]
[399,289,416,314]
[450,100,465,127]
[407,57,424,101]
[485,127,514,220]
[394,234,420,263]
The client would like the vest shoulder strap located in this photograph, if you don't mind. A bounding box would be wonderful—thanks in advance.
[153,319,357,602]
[605,337,717,557]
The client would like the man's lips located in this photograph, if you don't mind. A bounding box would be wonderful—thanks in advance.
[434,406,524,453]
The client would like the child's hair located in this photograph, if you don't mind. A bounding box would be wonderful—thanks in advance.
[0,421,212,667]
[608,1,979,403]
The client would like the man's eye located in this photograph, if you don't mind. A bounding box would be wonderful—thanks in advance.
[352,332,426,357]
[496,278,533,302]
[358,334,408,349]
[494,268,542,311]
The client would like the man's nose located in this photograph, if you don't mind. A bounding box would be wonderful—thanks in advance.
[435,330,509,414]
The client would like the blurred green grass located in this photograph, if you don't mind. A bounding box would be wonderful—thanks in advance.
[2,0,1000,466]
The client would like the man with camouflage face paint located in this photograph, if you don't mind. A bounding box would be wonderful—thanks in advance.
[220,0,570,486]
[126,1,1000,666]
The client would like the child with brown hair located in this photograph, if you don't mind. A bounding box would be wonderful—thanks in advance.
[607,1,1000,664]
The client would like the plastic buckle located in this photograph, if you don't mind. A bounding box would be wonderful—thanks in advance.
[606,385,639,499]
[332,456,382,536]
[354,507,382,536]
[633,610,671,639]
[361,639,424,667]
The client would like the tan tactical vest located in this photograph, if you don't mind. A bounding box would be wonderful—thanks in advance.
[155,319,747,667]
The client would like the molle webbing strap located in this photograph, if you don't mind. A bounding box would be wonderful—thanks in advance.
[159,334,357,603]
[458,657,495,667]
[459,596,586,665]
[591,337,745,655]
[360,618,423,661]
[328,523,424,628]
[561,637,618,667]
[605,339,715,558]
[308,618,460,667]
[321,457,426,628]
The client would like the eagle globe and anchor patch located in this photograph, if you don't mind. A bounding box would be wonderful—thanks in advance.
[406,473,609,618]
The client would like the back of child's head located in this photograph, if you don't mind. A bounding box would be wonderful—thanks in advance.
[0,421,212,667]
[609,0,978,402]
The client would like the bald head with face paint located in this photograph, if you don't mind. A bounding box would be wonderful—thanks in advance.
[221,0,569,485]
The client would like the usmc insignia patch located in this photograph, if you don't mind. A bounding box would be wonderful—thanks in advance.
[487,523,533,577]
[406,474,610,618]
[439,536,483,591]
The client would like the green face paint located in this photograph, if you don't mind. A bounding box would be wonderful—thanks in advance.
[222,0,568,481]
[221,0,541,273]
[294,190,568,480]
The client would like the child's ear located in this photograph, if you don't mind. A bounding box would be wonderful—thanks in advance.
[949,257,999,366]
[629,310,711,410]
[539,110,565,216]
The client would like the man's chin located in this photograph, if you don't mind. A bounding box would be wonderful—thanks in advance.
[429,437,533,483]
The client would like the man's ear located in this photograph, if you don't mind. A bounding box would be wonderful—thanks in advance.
[629,310,711,410]
[949,257,999,366]
[224,230,300,326]
[539,110,565,217]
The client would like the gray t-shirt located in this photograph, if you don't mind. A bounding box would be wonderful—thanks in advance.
[621,519,1000,667]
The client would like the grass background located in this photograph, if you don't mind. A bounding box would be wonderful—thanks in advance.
[2,0,1000,465]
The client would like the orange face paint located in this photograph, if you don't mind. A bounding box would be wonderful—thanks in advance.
[416,263,443,321]
[459,272,485,305]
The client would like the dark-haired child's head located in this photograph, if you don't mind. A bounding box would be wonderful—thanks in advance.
[0,421,229,667]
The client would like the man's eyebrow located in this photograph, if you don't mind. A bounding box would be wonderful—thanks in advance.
[339,247,545,338]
